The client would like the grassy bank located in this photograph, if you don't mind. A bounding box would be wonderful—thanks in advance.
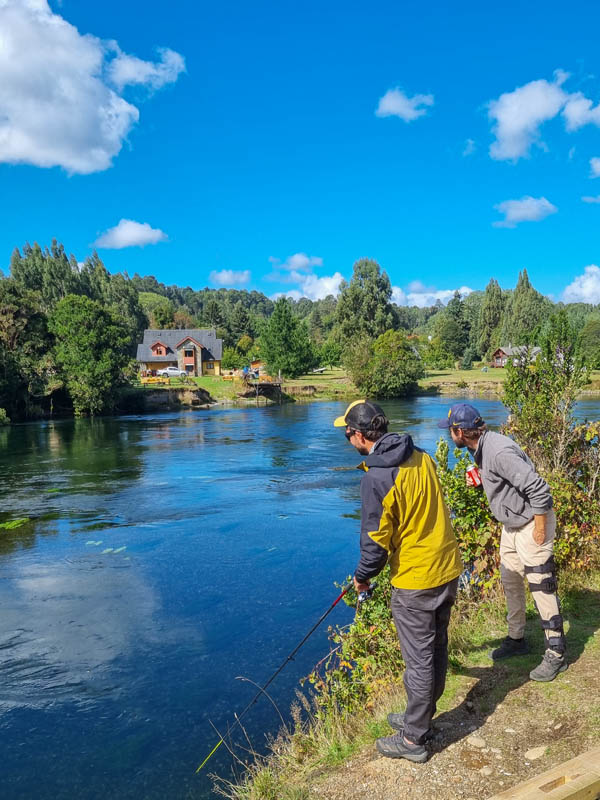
[126,367,600,411]
[213,569,600,800]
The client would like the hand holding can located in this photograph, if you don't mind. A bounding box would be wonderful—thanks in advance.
[466,464,482,487]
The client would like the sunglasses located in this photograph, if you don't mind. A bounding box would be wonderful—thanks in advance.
[345,428,357,441]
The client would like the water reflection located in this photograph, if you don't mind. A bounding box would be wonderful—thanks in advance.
[0,557,159,711]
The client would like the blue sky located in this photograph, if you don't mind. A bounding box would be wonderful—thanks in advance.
[2,0,600,306]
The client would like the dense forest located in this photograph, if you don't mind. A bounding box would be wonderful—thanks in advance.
[1,240,600,420]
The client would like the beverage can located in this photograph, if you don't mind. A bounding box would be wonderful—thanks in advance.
[466,464,482,486]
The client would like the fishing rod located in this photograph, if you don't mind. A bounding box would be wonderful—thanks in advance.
[196,581,355,773]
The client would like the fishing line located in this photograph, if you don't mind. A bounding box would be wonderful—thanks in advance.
[196,582,352,772]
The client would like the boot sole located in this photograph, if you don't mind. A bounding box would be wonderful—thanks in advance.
[529,662,568,682]
[490,649,529,660]
[376,742,428,763]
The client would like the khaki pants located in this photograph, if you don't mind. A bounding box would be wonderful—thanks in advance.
[499,510,565,653]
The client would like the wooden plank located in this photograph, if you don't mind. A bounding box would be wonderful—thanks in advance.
[487,747,600,800]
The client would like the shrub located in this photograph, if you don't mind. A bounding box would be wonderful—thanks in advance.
[306,567,403,716]
[0,408,9,425]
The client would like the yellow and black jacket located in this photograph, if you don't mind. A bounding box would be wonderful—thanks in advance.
[354,433,462,590]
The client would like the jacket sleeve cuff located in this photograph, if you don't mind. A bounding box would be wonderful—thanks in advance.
[531,499,553,515]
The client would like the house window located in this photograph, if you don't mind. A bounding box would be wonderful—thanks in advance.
[186,364,194,373]
[184,349,193,358]
[155,348,163,355]
[206,362,214,369]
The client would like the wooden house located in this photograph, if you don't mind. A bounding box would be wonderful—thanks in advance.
[136,328,223,377]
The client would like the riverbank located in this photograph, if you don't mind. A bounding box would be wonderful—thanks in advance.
[216,569,600,800]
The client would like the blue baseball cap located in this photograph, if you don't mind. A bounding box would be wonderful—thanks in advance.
[437,403,485,430]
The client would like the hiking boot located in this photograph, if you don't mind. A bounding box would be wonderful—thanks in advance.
[387,712,435,741]
[529,650,567,682]
[376,732,428,763]
[490,636,529,660]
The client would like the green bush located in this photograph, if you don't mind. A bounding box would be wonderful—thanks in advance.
[306,567,403,716]
[0,408,9,425]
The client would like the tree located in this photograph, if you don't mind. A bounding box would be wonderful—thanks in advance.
[221,347,245,371]
[260,298,316,378]
[477,278,504,358]
[335,258,396,342]
[346,330,424,398]
[320,337,342,369]
[0,279,57,418]
[49,295,130,415]
[229,301,253,343]
[500,269,551,346]
[503,310,586,475]
[581,317,600,368]
[422,336,454,369]
[138,292,175,329]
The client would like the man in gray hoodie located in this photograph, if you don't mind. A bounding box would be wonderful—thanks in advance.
[438,403,567,682]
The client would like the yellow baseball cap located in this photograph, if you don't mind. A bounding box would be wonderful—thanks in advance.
[333,399,387,430]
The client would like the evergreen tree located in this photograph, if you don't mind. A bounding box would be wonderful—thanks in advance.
[335,258,396,342]
[260,298,316,377]
[500,269,551,346]
[229,301,252,342]
[581,317,600,368]
[477,278,504,358]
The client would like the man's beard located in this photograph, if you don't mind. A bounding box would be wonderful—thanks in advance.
[355,444,370,456]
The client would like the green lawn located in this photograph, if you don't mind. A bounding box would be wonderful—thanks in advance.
[421,367,507,385]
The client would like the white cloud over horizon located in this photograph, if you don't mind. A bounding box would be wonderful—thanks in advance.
[94,219,168,248]
[375,87,434,121]
[0,0,185,174]
[488,70,600,161]
[209,269,251,287]
[391,283,474,307]
[493,196,557,228]
[562,265,600,303]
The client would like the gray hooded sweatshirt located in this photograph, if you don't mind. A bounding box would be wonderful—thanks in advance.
[472,430,553,530]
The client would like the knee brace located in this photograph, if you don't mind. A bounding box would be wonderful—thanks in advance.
[525,557,558,593]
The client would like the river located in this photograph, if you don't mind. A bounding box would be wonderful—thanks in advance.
[1,396,598,799]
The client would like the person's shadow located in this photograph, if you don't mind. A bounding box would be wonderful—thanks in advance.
[430,584,600,751]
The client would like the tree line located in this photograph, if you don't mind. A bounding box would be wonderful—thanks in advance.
[1,241,600,420]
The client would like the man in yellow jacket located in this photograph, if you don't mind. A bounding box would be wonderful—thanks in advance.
[334,400,462,763]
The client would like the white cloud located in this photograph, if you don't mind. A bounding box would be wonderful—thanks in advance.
[107,46,185,91]
[562,93,600,131]
[269,253,323,272]
[94,219,167,248]
[463,138,476,156]
[493,196,557,228]
[0,0,185,174]
[209,269,251,287]
[392,284,474,307]
[375,87,434,122]
[590,157,600,177]
[582,195,600,203]
[488,72,568,161]
[562,264,600,303]
[291,271,344,300]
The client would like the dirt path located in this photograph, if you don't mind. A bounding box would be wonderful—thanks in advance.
[309,583,600,800]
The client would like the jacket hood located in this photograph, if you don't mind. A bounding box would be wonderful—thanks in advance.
[360,432,415,469]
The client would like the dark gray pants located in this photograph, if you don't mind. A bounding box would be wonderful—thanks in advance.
[391,578,458,745]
